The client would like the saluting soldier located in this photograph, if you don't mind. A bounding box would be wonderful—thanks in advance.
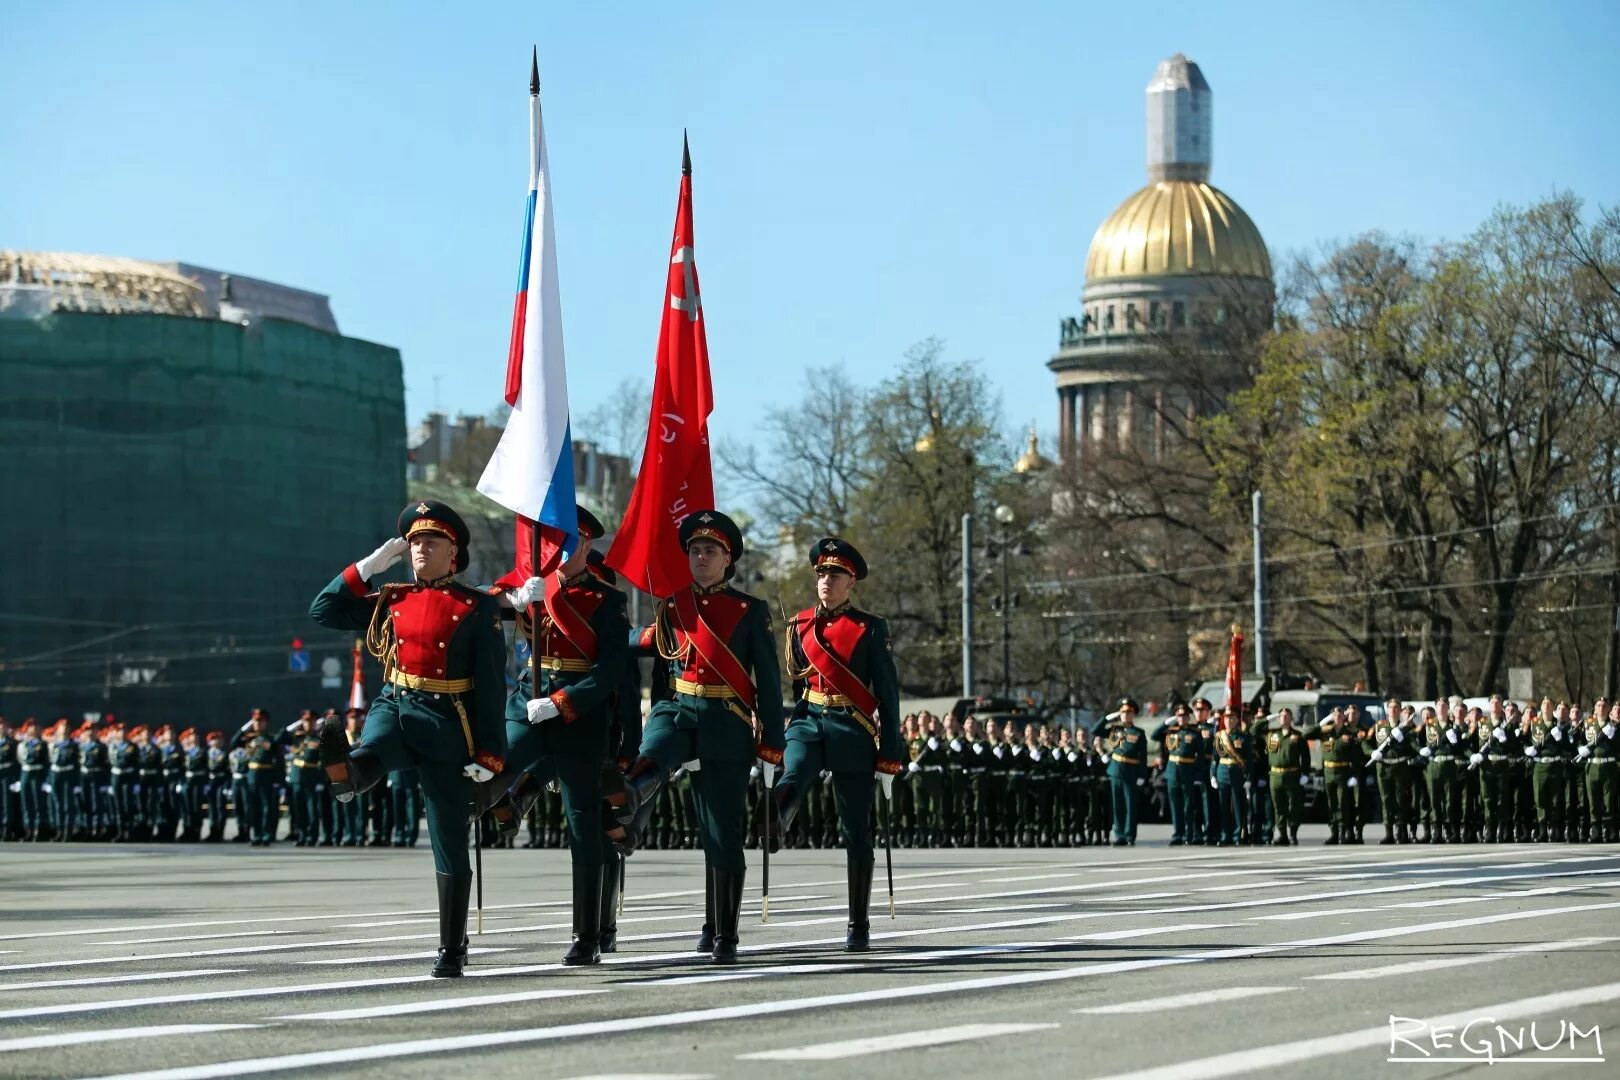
[1266,708,1309,844]
[287,711,327,846]
[1580,701,1618,842]
[1212,709,1249,846]
[473,505,630,965]
[772,538,904,951]
[1105,699,1148,846]
[1366,701,1417,844]
[231,710,293,847]
[1152,705,1197,846]
[1304,707,1358,844]
[1190,699,1219,845]
[616,510,785,964]
[312,499,508,978]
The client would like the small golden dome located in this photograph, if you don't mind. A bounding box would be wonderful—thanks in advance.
[1013,428,1051,474]
[1085,181,1271,283]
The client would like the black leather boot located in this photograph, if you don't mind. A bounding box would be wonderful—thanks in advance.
[599,856,623,953]
[431,871,472,978]
[486,773,541,843]
[846,856,874,952]
[623,761,666,846]
[318,720,382,803]
[697,861,716,953]
[768,782,802,855]
[562,866,603,966]
[711,865,744,965]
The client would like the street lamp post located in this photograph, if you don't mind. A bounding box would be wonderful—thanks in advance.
[995,504,1015,698]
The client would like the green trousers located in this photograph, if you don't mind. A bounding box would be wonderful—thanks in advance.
[1269,772,1302,837]
[782,738,877,860]
[1375,763,1411,827]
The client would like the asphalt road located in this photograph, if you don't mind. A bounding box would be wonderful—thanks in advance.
[2,826,1618,1079]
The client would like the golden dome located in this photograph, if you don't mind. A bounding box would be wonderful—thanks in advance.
[1085,181,1271,283]
[1013,428,1051,474]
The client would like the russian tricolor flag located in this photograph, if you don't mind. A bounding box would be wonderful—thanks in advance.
[478,51,578,578]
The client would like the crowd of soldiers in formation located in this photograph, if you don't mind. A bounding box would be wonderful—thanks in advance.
[5,693,1618,849]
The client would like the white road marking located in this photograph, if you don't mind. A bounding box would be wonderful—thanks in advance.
[1306,935,1617,980]
[0,1025,263,1053]
[0,969,244,992]
[85,930,300,948]
[274,986,607,1021]
[1087,979,1620,1080]
[303,947,516,965]
[68,899,1620,1080]
[739,1022,1060,1061]
[1076,986,1292,1014]
[1070,923,1231,941]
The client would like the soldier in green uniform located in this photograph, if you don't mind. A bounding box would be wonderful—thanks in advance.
[470,505,630,965]
[313,499,507,977]
[981,718,1007,845]
[1305,706,1359,844]
[1266,708,1309,844]
[1211,709,1249,846]
[1473,696,1522,843]
[1190,699,1218,845]
[772,538,905,951]
[1580,701,1619,842]
[1245,706,1273,845]
[1081,726,1111,845]
[1568,701,1593,842]
[1151,705,1196,846]
[283,712,321,846]
[329,710,365,845]
[897,715,920,846]
[943,714,971,847]
[1105,699,1148,846]
[1421,704,1469,843]
[961,716,992,846]
[617,510,785,964]
[1526,700,1571,843]
[389,769,422,846]
[232,710,297,846]
[1367,701,1418,844]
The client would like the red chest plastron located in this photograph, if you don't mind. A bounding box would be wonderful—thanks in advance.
[676,591,749,683]
[804,612,869,695]
[386,585,476,679]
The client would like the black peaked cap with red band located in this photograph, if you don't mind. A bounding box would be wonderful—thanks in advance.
[397,499,471,573]
[679,510,744,580]
[809,536,868,581]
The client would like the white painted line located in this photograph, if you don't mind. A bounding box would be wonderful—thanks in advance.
[70,900,1620,1080]
[301,947,516,966]
[621,963,861,987]
[0,969,245,992]
[1076,986,1292,1015]
[1071,923,1231,941]
[274,986,607,1021]
[86,930,300,948]
[0,1024,262,1054]
[1307,936,1617,981]
[1088,980,1620,1080]
[0,975,435,1021]
[739,1022,1060,1061]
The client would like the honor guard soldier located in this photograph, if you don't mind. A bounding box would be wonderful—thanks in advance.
[45,719,79,842]
[475,505,631,966]
[81,723,111,840]
[17,719,47,841]
[204,731,231,841]
[1305,707,1360,844]
[108,725,141,841]
[772,538,904,951]
[1472,697,1522,843]
[1105,699,1148,846]
[587,546,641,952]
[912,714,949,848]
[1366,700,1417,844]
[1212,709,1250,846]
[1424,703,1471,843]
[617,511,785,964]
[286,712,325,846]
[1266,708,1309,844]
[1152,704,1199,846]
[1190,699,1219,845]
[313,499,507,978]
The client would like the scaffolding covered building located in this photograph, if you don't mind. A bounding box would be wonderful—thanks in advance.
[0,252,406,727]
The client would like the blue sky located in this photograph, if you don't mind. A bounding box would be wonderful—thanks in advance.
[4,1,1616,467]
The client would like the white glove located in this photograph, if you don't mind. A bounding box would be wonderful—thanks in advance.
[1469,752,1484,766]
[1494,728,1507,743]
[1348,777,1359,788]
[1525,745,1538,758]
[507,576,544,610]
[1067,751,1078,763]
[877,771,894,801]
[926,737,939,751]
[526,697,560,725]
[1391,727,1405,743]
[1606,723,1616,739]
[761,760,777,789]
[1300,774,1308,787]
[356,537,409,580]
[1135,777,1145,787]
[949,738,963,752]
[907,761,920,775]
[1029,750,1041,762]
[749,764,761,782]
[683,759,702,773]
[993,746,1004,759]
[1446,729,1459,745]
[462,763,493,783]
[1551,726,1563,742]
[1370,750,1383,763]
[1242,781,1252,791]
[1419,747,1432,759]
[1577,745,1591,760]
